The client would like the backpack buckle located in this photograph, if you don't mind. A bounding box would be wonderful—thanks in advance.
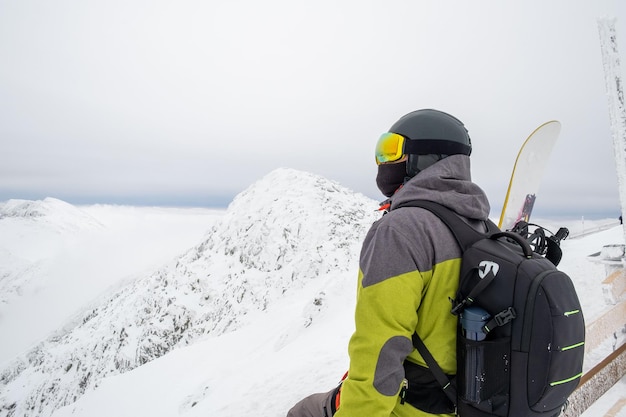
[451,300,465,316]
[494,307,516,326]
[451,297,474,316]
[483,307,517,334]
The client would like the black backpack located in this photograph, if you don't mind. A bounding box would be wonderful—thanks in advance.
[397,200,585,417]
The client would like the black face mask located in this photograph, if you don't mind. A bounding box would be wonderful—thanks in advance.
[376,161,407,197]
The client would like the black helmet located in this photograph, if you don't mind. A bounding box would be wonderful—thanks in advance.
[389,109,472,177]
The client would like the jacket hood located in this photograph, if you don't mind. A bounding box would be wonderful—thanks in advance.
[389,154,490,220]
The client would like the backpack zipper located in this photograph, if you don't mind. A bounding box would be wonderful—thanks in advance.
[520,269,554,352]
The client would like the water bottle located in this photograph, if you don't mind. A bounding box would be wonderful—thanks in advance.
[460,306,491,403]
[460,306,490,341]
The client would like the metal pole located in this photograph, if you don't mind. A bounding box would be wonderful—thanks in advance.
[598,18,626,244]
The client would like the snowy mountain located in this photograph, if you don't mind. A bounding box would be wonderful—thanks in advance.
[0,198,220,365]
[0,198,102,226]
[0,168,381,417]
[0,198,104,304]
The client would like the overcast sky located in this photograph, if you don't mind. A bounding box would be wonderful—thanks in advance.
[1,0,625,218]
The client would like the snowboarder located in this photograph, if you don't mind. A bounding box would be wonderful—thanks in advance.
[286,109,491,417]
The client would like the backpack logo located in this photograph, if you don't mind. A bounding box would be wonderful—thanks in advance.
[478,261,499,279]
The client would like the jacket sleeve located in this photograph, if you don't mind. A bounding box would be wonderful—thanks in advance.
[335,221,427,417]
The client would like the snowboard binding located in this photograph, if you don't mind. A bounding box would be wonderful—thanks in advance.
[510,221,569,266]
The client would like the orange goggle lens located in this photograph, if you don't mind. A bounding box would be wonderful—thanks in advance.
[375,132,405,165]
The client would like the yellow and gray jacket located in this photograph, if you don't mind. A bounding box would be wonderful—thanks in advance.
[335,155,491,417]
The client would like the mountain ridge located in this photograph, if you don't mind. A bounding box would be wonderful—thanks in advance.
[0,168,380,417]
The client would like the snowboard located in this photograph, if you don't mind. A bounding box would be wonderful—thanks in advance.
[498,120,561,231]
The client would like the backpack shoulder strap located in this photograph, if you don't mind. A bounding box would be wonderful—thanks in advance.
[394,200,499,250]
[411,332,458,408]
[393,200,498,409]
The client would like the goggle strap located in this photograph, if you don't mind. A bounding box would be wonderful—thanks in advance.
[403,139,471,156]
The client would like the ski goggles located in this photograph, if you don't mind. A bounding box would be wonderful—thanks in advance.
[375,132,406,164]
[375,132,472,165]
[375,132,422,164]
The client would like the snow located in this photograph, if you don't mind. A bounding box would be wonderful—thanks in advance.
[0,199,223,365]
[598,18,626,242]
[0,168,624,417]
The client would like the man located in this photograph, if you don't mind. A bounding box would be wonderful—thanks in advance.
[287,109,491,417]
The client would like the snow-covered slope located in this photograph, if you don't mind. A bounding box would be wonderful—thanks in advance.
[0,168,381,417]
[0,198,103,302]
[0,198,221,364]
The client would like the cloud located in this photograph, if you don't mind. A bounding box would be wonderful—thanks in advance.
[0,0,624,217]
